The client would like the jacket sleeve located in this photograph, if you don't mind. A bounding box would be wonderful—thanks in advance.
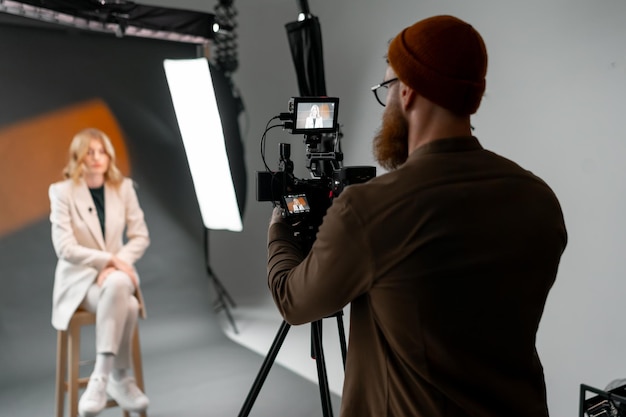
[115,179,150,266]
[49,182,111,270]
[267,190,376,325]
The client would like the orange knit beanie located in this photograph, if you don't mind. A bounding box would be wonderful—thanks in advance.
[388,15,488,115]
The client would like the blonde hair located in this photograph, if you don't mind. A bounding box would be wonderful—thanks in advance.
[63,128,123,186]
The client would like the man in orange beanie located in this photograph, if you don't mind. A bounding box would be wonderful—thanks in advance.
[268,15,567,416]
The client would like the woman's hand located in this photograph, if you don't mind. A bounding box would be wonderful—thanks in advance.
[108,255,133,275]
[101,255,139,288]
[96,266,116,287]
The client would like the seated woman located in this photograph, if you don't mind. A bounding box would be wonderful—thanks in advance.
[49,128,150,417]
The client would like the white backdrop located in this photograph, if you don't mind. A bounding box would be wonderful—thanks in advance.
[145,1,626,415]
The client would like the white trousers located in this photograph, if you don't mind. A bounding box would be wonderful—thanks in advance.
[80,271,139,369]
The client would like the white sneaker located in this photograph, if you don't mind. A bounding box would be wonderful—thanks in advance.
[78,374,108,417]
[106,375,149,412]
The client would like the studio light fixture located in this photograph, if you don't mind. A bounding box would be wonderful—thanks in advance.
[211,22,233,34]
[0,0,220,44]
[163,57,243,232]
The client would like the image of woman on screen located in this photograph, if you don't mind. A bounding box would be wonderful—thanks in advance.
[305,104,324,129]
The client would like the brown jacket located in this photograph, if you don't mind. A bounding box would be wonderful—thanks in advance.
[268,136,567,416]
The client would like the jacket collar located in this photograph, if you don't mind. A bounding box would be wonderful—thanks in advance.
[73,179,106,250]
[409,136,483,161]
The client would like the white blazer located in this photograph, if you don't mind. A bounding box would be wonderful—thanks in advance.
[49,177,150,330]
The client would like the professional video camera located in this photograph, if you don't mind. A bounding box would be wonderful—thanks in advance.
[257,96,376,248]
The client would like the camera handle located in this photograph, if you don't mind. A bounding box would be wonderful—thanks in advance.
[302,132,343,178]
[238,311,348,417]
[279,142,294,175]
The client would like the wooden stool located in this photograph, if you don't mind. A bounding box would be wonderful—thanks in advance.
[55,309,147,417]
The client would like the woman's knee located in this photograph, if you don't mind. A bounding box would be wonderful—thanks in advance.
[102,271,134,290]
[98,273,139,317]
[127,294,139,316]
[101,271,134,296]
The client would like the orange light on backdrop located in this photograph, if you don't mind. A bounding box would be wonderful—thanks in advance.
[0,99,130,238]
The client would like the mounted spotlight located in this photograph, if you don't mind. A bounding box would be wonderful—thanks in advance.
[212,22,233,35]
[296,0,311,21]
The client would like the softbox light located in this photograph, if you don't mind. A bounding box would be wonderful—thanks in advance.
[164,57,243,232]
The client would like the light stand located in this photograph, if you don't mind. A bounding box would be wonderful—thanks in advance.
[203,228,238,334]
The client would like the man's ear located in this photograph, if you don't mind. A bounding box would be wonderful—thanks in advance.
[400,84,416,111]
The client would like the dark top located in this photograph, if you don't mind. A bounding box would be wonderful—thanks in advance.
[268,136,568,417]
[89,185,105,237]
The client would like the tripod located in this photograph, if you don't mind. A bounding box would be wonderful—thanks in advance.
[238,311,348,417]
[203,228,238,334]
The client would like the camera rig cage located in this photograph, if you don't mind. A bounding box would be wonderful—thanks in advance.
[257,96,375,247]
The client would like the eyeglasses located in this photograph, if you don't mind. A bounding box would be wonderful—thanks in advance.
[370,77,398,107]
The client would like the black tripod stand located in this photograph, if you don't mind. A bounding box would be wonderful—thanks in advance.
[203,228,238,334]
[238,311,348,417]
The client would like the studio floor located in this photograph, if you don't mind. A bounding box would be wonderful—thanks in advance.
[0,200,344,417]
[0,300,343,417]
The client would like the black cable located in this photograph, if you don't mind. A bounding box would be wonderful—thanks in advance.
[260,116,287,172]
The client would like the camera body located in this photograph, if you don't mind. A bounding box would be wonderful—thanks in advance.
[257,97,376,247]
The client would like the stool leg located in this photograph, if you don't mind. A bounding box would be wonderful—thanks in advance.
[131,326,145,392]
[131,326,148,417]
[56,330,68,417]
[68,322,81,417]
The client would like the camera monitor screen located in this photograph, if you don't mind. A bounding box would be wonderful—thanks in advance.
[291,97,339,135]
[283,193,311,215]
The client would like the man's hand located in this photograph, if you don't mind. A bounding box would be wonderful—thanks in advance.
[269,206,286,226]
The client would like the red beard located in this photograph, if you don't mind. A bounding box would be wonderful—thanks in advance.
[372,97,409,170]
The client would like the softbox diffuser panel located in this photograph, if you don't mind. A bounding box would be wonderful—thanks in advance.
[164,57,243,232]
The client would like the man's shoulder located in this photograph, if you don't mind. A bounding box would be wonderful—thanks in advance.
[333,169,407,214]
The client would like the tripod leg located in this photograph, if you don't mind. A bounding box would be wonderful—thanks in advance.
[311,320,334,417]
[209,265,237,307]
[238,320,291,417]
[335,312,347,369]
[204,229,238,333]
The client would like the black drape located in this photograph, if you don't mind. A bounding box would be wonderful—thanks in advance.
[210,63,247,218]
[285,16,327,97]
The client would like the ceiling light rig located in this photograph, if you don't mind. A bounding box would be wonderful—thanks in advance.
[0,0,221,44]
[212,0,238,78]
